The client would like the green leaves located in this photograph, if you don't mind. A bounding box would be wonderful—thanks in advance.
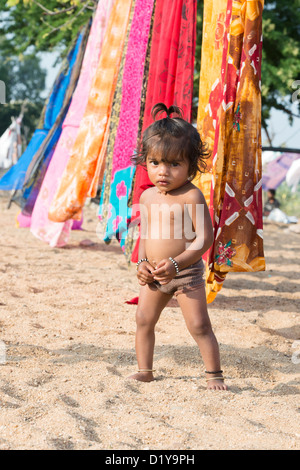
[261,0,300,123]
[0,46,46,140]
[6,0,20,6]
[0,0,94,54]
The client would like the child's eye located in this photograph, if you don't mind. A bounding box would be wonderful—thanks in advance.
[171,162,180,167]
[150,160,158,166]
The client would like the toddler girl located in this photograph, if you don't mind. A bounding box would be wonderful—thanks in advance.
[129,103,227,390]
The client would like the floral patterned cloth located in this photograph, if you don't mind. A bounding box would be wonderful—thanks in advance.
[194,0,265,303]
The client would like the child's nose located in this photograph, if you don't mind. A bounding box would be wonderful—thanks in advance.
[159,164,169,175]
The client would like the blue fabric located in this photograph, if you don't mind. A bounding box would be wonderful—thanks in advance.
[99,165,136,252]
[0,32,84,192]
[0,130,47,190]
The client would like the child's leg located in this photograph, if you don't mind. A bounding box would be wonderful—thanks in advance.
[176,286,227,390]
[129,284,172,382]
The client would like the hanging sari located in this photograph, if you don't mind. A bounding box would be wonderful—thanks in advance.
[130,0,197,262]
[30,0,114,247]
[20,24,90,219]
[98,0,155,258]
[48,0,133,223]
[195,0,265,303]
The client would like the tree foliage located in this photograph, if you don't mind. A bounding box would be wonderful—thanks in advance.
[0,0,94,54]
[0,52,46,103]
[261,0,300,126]
[0,44,46,138]
[0,100,44,141]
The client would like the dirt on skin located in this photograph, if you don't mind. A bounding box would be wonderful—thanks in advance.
[0,194,299,450]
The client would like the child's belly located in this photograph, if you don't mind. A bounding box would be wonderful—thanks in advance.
[145,238,191,268]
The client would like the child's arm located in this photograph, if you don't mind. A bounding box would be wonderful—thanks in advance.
[175,188,213,269]
[152,188,213,283]
[136,194,154,286]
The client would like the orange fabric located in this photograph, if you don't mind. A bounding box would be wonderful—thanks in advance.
[193,0,226,211]
[49,0,133,222]
[195,0,265,303]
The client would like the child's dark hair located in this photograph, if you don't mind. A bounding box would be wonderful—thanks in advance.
[132,103,210,179]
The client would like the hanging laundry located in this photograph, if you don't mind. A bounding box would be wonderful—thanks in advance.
[129,0,197,262]
[30,0,114,247]
[195,0,265,303]
[0,116,22,170]
[98,0,155,260]
[48,0,133,223]
[19,24,90,220]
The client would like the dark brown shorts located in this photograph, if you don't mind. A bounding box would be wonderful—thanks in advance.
[150,258,205,297]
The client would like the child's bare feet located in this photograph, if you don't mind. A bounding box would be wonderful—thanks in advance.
[127,371,155,382]
[206,373,228,391]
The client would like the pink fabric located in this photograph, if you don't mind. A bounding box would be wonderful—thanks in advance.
[110,0,155,180]
[30,0,114,246]
[16,212,31,228]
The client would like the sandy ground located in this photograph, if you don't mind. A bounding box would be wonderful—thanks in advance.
[0,194,299,451]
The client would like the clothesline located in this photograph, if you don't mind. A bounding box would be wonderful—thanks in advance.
[262,147,300,154]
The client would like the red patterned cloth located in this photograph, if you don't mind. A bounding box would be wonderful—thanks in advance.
[130,0,197,262]
[194,0,265,303]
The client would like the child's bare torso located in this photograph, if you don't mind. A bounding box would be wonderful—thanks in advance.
[141,183,197,268]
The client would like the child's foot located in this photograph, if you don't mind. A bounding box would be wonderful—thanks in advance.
[127,371,155,382]
[206,374,228,391]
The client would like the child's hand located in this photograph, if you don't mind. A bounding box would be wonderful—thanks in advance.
[137,261,154,286]
[152,259,176,285]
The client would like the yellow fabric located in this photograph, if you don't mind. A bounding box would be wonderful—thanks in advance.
[194,0,227,209]
[195,0,265,303]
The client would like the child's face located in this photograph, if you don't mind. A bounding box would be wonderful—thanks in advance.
[146,152,190,193]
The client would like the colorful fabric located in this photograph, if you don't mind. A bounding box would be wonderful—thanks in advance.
[97,0,137,253]
[48,0,133,223]
[30,0,114,247]
[0,116,22,169]
[100,165,136,249]
[130,0,197,262]
[195,0,265,303]
[0,130,47,191]
[262,153,300,190]
[99,0,155,256]
[20,25,90,219]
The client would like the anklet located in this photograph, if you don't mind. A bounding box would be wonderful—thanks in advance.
[205,370,223,374]
[138,369,155,373]
[169,257,179,274]
[205,377,225,381]
[136,258,148,270]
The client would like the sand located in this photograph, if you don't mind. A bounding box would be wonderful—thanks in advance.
[0,194,299,450]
